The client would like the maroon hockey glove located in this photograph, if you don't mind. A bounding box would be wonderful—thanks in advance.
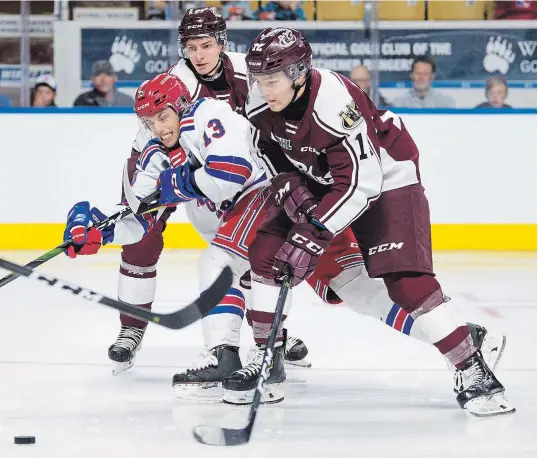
[271,172,317,223]
[273,223,333,286]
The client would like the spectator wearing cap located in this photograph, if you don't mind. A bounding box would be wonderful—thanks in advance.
[475,76,512,109]
[73,60,134,107]
[350,64,390,107]
[392,56,455,108]
[31,74,57,107]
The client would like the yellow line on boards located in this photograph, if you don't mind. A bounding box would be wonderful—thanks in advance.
[0,223,535,251]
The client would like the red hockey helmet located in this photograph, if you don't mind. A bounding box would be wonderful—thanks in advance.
[177,6,227,56]
[246,28,312,81]
[134,73,191,118]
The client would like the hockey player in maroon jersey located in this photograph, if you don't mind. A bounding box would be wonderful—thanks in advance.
[228,27,515,416]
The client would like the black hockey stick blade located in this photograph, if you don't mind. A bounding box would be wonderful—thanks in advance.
[0,258,232,330]
[193,268,292,446]
[0,189,160,290]
[193,425,252,447]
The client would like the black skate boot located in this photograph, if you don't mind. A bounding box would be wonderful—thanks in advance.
[284,330,311,368]
[172,345,242,402]
[108,325,145,376]
[448,322,506,384]
[467,322,506,372]
[222,343,286,405]
[454,351,515,417]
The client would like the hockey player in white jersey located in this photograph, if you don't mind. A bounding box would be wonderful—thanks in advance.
[64,72,284,400]
[102,5,309,376]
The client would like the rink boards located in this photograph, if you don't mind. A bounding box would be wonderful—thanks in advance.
[0,108,535,250]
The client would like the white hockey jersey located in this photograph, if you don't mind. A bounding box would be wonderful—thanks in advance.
[132,52,248,154]
[110,97,267,245]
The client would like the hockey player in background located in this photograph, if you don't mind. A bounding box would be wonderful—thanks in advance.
[231,27,514,416]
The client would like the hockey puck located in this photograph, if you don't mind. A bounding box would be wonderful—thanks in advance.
[14,436,35,445]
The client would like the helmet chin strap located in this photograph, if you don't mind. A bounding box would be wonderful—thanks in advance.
[288,74,309,105]
[198,57,223,81]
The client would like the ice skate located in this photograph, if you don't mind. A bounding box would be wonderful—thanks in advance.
[467,322,506,373]
[285,333,311,368]
[454,351,515,417]
[108,325,145,376]
[448,323,506,376]
[172,345,242,402]
[222,343,286,405]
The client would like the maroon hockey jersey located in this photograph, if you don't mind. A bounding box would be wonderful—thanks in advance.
[168,52,248,112]
[246,68,421,235]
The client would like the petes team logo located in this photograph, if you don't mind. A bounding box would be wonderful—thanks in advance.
[136,89,145,99]
[339,101,363,130]
[278,30,297,48]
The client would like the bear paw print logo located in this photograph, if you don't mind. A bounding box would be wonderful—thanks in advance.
[483,36,516,75]
[109,36,141,75]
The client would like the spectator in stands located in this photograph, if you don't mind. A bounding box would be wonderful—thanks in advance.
[31,74,57,107]
[475,76,512,109]
[146,2,167,20]
[392,56,455,108]
[73,60,134,107]
[254,1,306,20]
[350,64,390,107]
[494,0,537,19]
[145,1,206,20]
[220,1,254,20]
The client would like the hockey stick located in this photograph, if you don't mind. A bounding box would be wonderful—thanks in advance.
[193,266,292,446]
[123,164,165,215]
[0,258,232,330]
[0,189,161,290]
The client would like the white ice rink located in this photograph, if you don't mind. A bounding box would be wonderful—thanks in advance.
[0,250,535,458]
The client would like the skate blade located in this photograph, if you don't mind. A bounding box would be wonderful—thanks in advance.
[173,382,224,403]
[465,392,516,417]
[285,358,312,368]
[222,383,284,405]
[112,359,134,376]
[482,334,507,373]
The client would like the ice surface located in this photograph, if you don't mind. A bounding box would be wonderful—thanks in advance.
[0,250,535,458]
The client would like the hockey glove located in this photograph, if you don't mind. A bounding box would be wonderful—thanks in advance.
[168,145,188,168]
[273,222,333,286]
[271,172,317,224]
[158,163,202,206]
[63,202,114,258]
